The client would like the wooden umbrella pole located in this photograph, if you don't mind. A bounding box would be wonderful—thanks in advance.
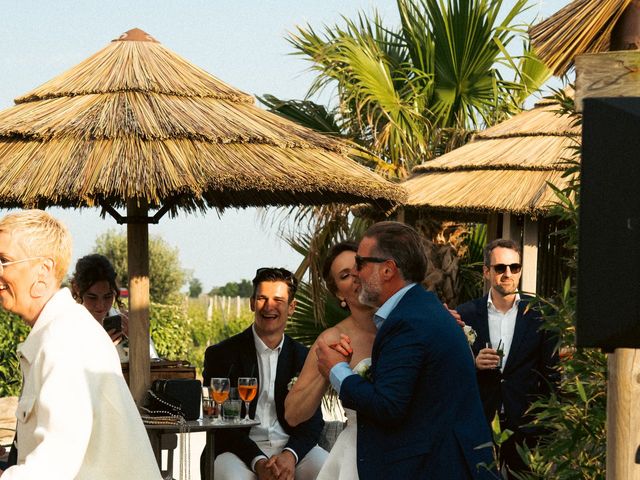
[127,198,151,405]
[606,349,640,479]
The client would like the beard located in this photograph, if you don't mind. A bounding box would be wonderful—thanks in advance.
[358,269,382,307]
[493,279,517,296]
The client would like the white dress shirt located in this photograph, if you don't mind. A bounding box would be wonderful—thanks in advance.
[249,326,295,470]
[3,288,161,480]
[487,290,521,371]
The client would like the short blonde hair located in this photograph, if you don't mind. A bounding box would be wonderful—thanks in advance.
[0,209,72,284]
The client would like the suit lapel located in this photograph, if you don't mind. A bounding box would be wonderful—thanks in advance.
[237,328,259,416]
[503,300,530,372]
[476,296,491,349]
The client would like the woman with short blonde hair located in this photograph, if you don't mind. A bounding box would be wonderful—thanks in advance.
[0,209,161,479]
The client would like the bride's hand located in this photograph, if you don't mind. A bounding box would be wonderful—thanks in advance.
[317,339,351,378]
[329,333,353,357]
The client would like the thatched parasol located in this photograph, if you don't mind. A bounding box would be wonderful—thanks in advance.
[0,28,404,401]
[530,0,634,76]
[402,94,579,217]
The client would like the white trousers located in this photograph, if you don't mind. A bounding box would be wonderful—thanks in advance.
[214,443,328,480]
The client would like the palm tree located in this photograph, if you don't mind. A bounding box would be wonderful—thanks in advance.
[288,0,549,175]
[263,0,550,332]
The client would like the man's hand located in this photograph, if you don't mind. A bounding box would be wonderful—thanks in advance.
[316,339,349,379]
[255,458,277,480]
[475,347,501,370]
[264,450,296,480]
[444,303,465,328]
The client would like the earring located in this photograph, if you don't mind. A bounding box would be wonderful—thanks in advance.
[30,280,47,298]
[340,300,347,308]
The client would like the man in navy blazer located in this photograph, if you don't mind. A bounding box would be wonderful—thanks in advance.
[455,239,558,478]
[317,222,495,479]
[202,267,326,480]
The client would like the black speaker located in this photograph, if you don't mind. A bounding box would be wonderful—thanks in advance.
[577,97,640,350]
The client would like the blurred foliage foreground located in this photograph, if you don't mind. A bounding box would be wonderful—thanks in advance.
[0,296,253,397]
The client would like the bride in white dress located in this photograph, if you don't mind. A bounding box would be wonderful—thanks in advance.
[285,242,377,480]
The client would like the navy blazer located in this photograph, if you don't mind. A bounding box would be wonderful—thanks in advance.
[339,285,495,479]
[201,327,324,469]
[457,295,559,433]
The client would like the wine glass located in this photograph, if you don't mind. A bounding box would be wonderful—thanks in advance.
[238,377,258,423]
[210,377,230,423]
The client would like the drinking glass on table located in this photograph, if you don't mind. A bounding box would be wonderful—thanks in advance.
[238,377,258,423]
[210,377,230,423]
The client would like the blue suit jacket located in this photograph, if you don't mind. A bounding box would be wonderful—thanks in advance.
[339,285,495,479]
[456,295,559,434]
[201,327,324,469]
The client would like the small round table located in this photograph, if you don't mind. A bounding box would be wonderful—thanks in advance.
[145,417,259,480]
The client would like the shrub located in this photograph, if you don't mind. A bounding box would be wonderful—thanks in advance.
[0,310,30,397]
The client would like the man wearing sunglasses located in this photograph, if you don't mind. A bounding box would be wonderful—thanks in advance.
[316,221,495,479]
[454,239,559,478]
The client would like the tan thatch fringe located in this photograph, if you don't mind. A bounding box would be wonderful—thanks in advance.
[403,95,578,215]
[529,0,633,77]
[0,28,403,210]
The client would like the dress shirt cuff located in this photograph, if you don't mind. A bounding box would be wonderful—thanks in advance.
[251,455,269,473]
[283,447,299,464]
[330,362,353,395]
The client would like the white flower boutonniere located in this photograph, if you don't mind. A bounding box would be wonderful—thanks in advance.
[353,358,372,381]
[463,325,477,346]
[287,376,299,391]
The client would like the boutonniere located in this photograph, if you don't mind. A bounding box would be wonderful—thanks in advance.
[354,359,373,381]
[463,325,477,346]
[287,374,300,391]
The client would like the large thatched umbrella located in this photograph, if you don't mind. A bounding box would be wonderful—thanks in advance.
[530,0,636,76]
[401,94,579,293]
[0,28,404,401]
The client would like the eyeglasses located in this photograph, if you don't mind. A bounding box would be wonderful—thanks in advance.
[355,255,390,271]
[0,256,46,276]
[490,263,522,274]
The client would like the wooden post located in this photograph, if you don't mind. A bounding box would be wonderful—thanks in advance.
[606,349,640,479]
[127,198,151,405]
[501,213,521,242]
[576,41,640,476]
[521,216,538,295]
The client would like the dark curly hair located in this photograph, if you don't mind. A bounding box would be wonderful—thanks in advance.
[71,254,121,306]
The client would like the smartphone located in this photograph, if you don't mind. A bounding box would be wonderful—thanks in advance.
[103,314,122,332]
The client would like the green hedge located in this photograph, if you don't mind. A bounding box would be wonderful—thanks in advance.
[0,310,30,397]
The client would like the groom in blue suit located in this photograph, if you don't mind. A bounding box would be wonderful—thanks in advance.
[317,221,495,479]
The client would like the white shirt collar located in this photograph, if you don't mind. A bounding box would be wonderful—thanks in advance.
[251,323,284,353]
[487,289,521,313]
[374,283,416,329]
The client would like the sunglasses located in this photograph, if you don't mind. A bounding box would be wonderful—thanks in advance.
[490,263,522,274]
[355,255,390,271]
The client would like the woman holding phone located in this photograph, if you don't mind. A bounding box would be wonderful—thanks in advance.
[71,253,159,361]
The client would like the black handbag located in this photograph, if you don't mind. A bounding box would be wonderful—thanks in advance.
[149,378,202,420]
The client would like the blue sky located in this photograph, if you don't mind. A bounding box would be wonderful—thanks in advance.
[0,0,567,290]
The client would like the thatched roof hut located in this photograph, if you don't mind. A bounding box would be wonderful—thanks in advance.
[530,0,633,76]
[0,28,403,402]
[0,28,404,211]
[401,95,579,294]
[402,97,579,217]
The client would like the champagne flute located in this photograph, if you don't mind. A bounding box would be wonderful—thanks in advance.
[210,377,230,423]
[238,377,258,423]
